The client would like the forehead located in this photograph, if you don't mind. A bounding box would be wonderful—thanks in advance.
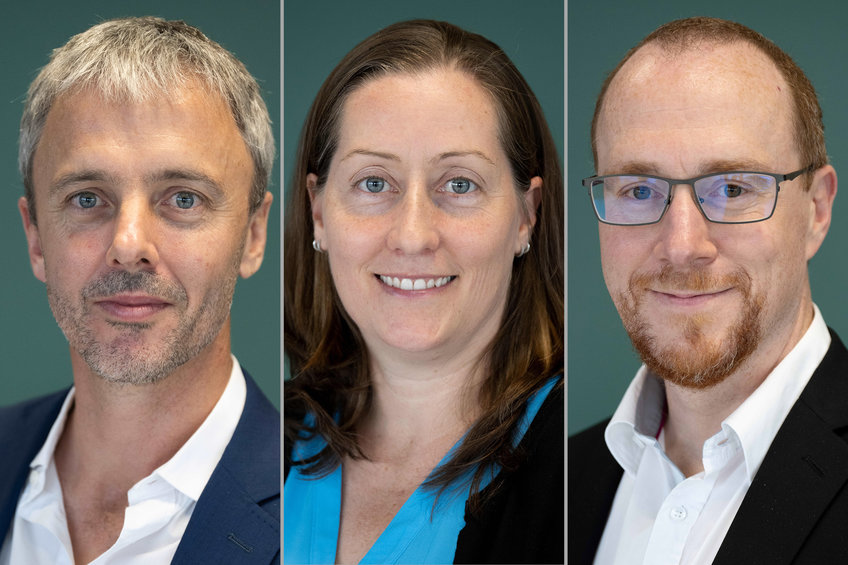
[336,69,501,154]
[40,81,236,140]
[32,82,250,187]
[596,41,798,174]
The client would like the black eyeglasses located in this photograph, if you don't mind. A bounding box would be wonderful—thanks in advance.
[582,166,812,226]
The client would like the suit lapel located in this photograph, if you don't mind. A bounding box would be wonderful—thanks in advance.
[0,390,67,539]
[568,420,624,565]
[715,330,848,565]
[172,371,280,564]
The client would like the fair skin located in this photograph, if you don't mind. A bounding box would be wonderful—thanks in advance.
[19,82,271,563]
[309,68,540,564]
[596,42,836,476]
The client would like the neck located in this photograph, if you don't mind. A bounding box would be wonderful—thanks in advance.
[663,301,815,476]
[361,348,485,459]
[56,322,233,491]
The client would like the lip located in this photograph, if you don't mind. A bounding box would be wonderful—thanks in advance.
[93,294,171,322]
[648,287,733,306]
[376,274,456,292]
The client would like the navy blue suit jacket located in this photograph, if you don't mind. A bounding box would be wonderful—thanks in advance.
[0,370,280,564]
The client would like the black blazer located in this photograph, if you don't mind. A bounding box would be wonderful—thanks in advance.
[569,329,848,565]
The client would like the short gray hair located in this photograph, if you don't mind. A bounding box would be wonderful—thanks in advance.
[20,16,275,220]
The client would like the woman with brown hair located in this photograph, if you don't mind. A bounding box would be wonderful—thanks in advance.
[284,19,563,564]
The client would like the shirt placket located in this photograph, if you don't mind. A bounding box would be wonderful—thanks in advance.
[642,431,736,565]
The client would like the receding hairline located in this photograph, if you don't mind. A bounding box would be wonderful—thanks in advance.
[594,38,796,167]
[591,17,827,178]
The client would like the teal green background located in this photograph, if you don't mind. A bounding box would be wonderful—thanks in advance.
[569,0,848,433]
[283,0,564,210]
[0,2,280,407]
[283,0,564,379]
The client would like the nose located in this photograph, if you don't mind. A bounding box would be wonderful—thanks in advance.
[386,183,440,254]
[105,197,159,271]
[655,184,718,268]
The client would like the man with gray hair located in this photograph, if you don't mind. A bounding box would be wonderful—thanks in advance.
[0,17,278,563]
[570,17,846,565]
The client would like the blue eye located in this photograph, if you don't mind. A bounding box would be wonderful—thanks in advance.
[445,178,476,194]
[357,177,388,193]
[174,192,197,209]
[631,185,653,200]
[74,192,99,209]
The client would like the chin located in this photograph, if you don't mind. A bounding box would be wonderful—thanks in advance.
[372,326,446,354]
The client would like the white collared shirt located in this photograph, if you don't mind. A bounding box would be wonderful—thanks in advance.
[594,305,830,565]
[0,356,247,565]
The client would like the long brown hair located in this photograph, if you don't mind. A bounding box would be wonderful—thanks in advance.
[284,19,563,508]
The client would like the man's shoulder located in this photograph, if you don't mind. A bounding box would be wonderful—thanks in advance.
[174,369,280,564]
[216,367,280,494]
[796,327,848,420]
[569,417,620,474]
[0,388,68,439]
[711,328,848,564]
[569,418,609,450]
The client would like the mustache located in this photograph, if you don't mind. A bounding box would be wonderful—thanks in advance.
[82,271,187,303]
[629,264,752,294]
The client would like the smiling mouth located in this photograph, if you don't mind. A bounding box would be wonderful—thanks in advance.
[649,288,733,305]
[377,275,456,290]
[94,295,171,322]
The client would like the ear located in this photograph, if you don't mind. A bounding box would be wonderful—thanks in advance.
[239,191,273,279]
[805,165,837,261]
[19,196,46,283]
[516,176,543,253]
[307,173,325,249]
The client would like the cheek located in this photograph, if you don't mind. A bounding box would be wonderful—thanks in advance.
[599,227,637,295]
[324,211,382,263]
[41,229,105,282]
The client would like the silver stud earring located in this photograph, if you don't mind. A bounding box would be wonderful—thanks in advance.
[516,242,530,257]
[312,239,322,252]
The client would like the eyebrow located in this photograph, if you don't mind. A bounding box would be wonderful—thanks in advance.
[145,169,226,198]
[432,150,495,166]
[338,149,496,166]
[49,170,118,196]
[339,149,401,163]
[608,158,774,177]
[48,168,227,198]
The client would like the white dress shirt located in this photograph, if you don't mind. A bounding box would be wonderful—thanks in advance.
[0,356,247,565]
[594,305,830,565]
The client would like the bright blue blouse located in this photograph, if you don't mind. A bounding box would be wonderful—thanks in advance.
[284,377,558,564]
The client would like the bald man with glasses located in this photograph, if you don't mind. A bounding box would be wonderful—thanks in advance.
[569,17,846,565]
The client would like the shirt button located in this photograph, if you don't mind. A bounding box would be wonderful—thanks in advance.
[670,506,687,521]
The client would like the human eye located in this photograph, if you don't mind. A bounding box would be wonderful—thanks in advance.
[614,178,664,201]
[700,174,763,202]
[442,177,478,195]
[629,185,654,200]
[161,190,207,221]
[716,182,747,198]
[69,191,101,209]
[169,191,201,209]
[355,176,391,193]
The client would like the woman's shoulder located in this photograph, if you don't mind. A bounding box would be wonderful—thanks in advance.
[453,375,564,564]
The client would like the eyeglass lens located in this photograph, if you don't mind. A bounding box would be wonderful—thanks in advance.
[590,172,778,225]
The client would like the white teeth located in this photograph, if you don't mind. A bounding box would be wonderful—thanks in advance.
[379,275,454,290]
